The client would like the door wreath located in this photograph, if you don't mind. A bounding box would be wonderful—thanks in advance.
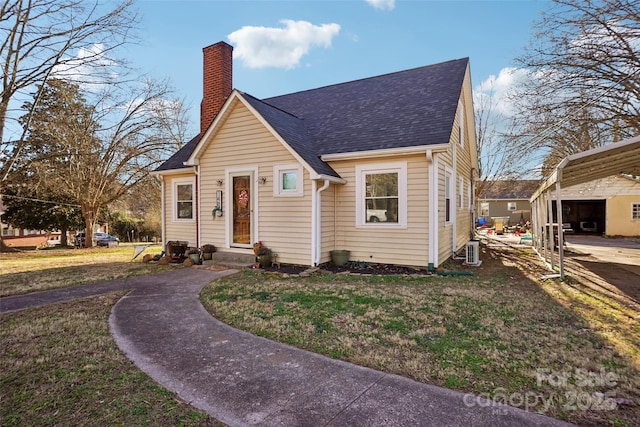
[238,189,249,208]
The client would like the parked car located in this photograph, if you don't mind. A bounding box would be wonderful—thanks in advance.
[47,236,61,246]
[96,234,119,247]
[74,232,111,248]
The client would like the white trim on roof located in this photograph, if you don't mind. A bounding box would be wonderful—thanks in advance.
[321,143,450,161]
[150,166,197,177]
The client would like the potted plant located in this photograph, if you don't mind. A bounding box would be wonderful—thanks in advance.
[330,249,350,266]
[200,244,216,261]
[185,247,201,265]
[253,242,272,268]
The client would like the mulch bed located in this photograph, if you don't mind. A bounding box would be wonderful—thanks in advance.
[261,261,433,276]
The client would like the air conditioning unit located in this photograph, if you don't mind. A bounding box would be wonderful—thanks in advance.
[465,241,481,266]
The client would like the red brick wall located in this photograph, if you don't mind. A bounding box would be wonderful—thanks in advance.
[200,41,233,136]
[4,235,49,247]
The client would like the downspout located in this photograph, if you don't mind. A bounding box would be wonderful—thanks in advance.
[452,140,457,255]
[160,176,166,251]
[427,149,437,271]
[195,166,200,248]
[312,179,331,266]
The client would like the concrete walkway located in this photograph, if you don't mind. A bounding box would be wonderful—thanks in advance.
[2,268,574,426]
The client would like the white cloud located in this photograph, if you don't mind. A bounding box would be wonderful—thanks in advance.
[51,43,118,92]
[365,0,395,11]
[227,20,341,69]
[474,67,532,118]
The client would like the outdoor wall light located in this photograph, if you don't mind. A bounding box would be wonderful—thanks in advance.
[259,177,267,184]
[217,179,224,186]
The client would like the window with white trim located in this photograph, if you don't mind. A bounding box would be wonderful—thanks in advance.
[273,164,303,197]
[480,202,489,217]
[632,203,640,220]
[356,162,407,227]
[507,202,517,211]
[467,180,472,210]
[445,169,452,223]
[174,178,194,220]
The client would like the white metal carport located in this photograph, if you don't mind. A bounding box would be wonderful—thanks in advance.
[530,135,640,278]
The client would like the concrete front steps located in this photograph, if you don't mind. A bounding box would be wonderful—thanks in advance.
[203,251,255,269]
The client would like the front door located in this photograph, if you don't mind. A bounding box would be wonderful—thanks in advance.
[232,175,252,246]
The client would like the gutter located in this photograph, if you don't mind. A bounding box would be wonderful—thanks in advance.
[159,176,166,251]
[195,165,200,248]
[321,143,449,161]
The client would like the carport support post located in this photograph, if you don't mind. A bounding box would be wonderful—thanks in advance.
[537,196,546,260]
[556,181,565,279]
[547,189,555,270]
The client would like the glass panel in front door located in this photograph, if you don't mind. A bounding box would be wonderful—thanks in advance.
[233,175,251,245]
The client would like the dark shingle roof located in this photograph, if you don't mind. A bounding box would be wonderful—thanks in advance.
[154,134,200,172]
[241,93,339,177]
[265,58,469,155]
[155,58,469,175]
[479,180,541,200]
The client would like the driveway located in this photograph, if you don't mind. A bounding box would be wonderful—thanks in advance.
[564,235,640,303]
[565,235,640,266]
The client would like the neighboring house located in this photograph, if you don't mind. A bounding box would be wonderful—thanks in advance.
[548,174,640,236]
[0,201,50,247]
[1,201,107,247]
[477,180,540,226]
[152,41,479,269]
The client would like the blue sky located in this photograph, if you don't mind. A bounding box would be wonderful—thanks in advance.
[129,0,549,136]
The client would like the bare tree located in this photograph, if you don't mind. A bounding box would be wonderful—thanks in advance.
[1,0,138,174]
[473,77,528,199]
[508,0,640,171]
[7,77,188,247]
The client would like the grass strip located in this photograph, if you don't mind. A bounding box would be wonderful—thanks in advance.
[0,245,172,297]
[1,292,224,426]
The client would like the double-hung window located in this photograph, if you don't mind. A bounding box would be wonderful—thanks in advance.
[633,203,640,221]
[356,162,407,228]
[174,178,194,220]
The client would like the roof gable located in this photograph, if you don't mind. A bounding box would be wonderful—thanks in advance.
[241,93,339,178]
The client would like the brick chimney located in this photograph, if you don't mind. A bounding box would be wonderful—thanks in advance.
[200,41,233,136]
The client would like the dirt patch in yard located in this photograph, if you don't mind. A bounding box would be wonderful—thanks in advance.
[567,256,640,304]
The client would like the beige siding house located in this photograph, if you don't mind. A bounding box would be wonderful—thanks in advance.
[153,41,479,269]
[548,174,640,237]
[477,180,540,226]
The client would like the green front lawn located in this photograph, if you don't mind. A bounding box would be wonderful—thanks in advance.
[200,247,639,427]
